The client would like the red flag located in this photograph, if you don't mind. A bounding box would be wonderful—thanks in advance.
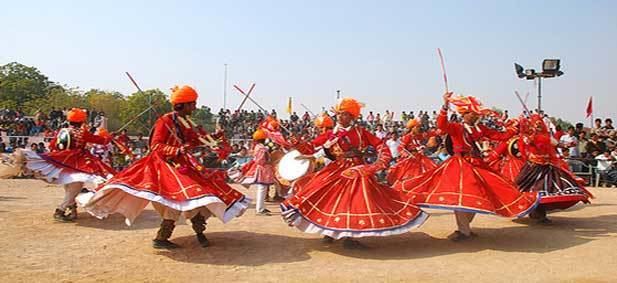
[585,96,593,118]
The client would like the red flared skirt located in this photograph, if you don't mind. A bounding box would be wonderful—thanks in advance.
[515,162,591,211]
[281,159,428,239]
[393,156,539,217]
[489,156,525,183]
[42,149,116,177]
[387,154,437,185]
[98,152,245,205]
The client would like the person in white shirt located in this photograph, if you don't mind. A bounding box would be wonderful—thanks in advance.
[374,124,387,140]
[386,132,401,160]
[559,126,579,157]
[595,151,617,186]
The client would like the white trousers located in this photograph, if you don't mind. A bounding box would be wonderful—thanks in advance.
[454,211,476,235]
[59,182,84,210]
[255,184,268,213]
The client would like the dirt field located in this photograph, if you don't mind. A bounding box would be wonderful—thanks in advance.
[1,179,616,282]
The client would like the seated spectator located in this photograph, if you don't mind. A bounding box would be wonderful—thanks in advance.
[37,142,46,153]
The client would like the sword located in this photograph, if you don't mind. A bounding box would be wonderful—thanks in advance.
[233,84,292,134]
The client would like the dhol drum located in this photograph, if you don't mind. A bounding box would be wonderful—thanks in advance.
[276,150,314,185]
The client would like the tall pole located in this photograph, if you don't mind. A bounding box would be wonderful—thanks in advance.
[537,77,542,112]
[223,64,228,110]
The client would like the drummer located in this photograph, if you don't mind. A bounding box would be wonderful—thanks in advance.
[238,129,276,215]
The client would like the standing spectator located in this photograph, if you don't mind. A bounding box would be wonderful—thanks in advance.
[384,110,393,126]
[595,150,617,187]
[575,123,585,136]
[290,112,299,122]
[366,111,374,125]
[591,118,603,136]
[577,131,588,158]
[375,113,381,126]
[386,132,401,160]
[559,126,579,158]
[374,124,387,140]
[401,111,408,122]
[603,118,614,130]
[553,125,565,141]
[585,133,607,158]
[302,111,311,122]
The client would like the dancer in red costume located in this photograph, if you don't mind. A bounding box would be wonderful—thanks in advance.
[393,92,539,241]
[21,108,115,222]
[515,114,591,224]
[84,85,249,249]
[281,98,428,249]
[485,120,525,183]
[387,119,437,185]
[237,129,276,215]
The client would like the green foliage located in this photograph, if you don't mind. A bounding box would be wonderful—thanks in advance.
[552,117,573,131]
[192,106,215,132]
[120,89,172,134]
[0,62,184,134]
[0,62,54,109]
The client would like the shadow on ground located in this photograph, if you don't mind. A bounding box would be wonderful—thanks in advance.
[159,213,617,265]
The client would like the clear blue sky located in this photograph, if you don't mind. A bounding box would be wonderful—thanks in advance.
[2,0,615,123]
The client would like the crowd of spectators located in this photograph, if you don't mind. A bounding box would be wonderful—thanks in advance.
[1,106,615,186]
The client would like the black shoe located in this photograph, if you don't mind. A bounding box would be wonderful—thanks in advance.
[152,239,180,249]
[256,209,272,216]
[447,231,472,242]
[342,238,367,249]
[196,233,210,248]
[321,236,335,244]
[53,209,72,223]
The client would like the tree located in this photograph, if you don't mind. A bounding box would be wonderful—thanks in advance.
[119,89,171,134]
[192,106,215,132]
[84,89,126,130]
[0,62,54,109]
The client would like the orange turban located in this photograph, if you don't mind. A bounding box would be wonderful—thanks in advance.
[334,98,364,119]
[67,108,87,123]
[259,115,280,132]
[448,95,493,115]
[252,129,267,140]
[406,119,419,129]
[314,113,334,129]
[96,128,111,139]
[170,85,198,105]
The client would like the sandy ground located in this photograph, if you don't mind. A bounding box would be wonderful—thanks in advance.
[0,179,616,283]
